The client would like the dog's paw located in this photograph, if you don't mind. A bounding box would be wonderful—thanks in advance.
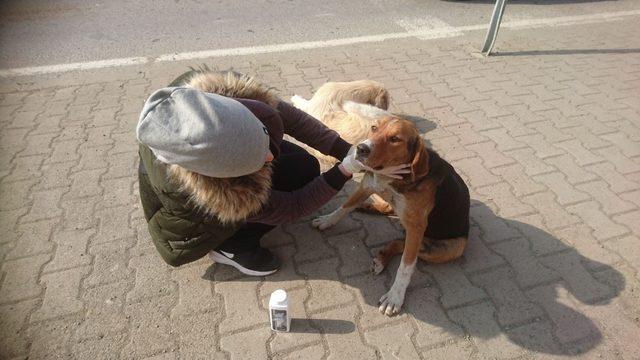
[311,214,336,230]
[371,257,385,275]
[378,290,404,316]
[291,95,307,109]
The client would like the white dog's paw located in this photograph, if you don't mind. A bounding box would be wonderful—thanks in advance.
[311,214,337,230]
[371,258,385,275]
[378,290,404,316]
[291,95,308,110]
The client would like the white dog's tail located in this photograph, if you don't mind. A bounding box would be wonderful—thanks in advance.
[291,95,310,111]
[342,100,391,119]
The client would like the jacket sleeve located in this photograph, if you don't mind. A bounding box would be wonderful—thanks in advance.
[277,101,352,160]
[246,165,350,225]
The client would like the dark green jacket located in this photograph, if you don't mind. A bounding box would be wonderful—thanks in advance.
[138,144,239,266]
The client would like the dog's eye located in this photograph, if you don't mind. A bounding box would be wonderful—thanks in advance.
[371,125,378,132]
[389,136,402,143]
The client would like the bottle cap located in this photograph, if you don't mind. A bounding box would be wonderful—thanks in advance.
[270,289,288,306]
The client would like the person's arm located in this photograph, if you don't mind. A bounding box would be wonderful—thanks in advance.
[246,165,351,225]
[277,101,351,160]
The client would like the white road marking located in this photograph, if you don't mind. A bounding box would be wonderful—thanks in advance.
[0,57,149,77]
[1,10,639,77]
[396,17,463,39]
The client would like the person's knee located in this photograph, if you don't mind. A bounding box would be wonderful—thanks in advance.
[271,142,321,190]
[300,153,320,182]
[282,152,319,190]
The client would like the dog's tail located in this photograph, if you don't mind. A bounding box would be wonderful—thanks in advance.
[291,95,309,111]
[420,237,468,264]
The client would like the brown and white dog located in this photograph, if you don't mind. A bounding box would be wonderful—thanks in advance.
[313,116,470,315]
[294,82,470,316]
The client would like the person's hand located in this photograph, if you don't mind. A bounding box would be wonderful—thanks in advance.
[339,146,366,176]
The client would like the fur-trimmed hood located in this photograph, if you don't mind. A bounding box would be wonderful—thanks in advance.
[169,69,280,224]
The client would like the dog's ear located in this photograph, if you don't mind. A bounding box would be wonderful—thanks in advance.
[409,135,429,182]
[373,89,390,110]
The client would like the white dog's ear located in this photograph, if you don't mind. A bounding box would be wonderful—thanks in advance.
[291,95,309,110]
[374,89,390,110]
[343,101,390,119]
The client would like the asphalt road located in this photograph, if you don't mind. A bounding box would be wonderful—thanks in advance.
[1,0,638,68]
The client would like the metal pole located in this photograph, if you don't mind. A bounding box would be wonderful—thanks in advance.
[481,0,508,56]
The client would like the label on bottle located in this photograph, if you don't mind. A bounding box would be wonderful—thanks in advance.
[271,309,288,331]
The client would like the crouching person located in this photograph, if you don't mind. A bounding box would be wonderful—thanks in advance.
[136,70,364,275]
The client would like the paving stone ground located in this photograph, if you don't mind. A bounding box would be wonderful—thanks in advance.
[1,16,639,360]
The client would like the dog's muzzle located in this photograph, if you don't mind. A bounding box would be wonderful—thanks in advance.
[356,143,371,158]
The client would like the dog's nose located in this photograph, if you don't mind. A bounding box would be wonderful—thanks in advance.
[356,143,370,157]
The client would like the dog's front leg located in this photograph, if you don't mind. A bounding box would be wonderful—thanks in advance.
[312,185,373,230]
[378,209,428,316]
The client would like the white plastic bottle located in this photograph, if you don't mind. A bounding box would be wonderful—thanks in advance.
[269,289,290,332]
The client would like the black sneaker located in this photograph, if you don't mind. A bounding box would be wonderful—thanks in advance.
[209,247,281,276]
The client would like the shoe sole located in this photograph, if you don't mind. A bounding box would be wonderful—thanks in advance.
[209,251,278,277]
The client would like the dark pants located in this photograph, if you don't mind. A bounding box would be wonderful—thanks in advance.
[218,141,320,253]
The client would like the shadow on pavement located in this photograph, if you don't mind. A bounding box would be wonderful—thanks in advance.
[405,200,624,355]
[290,318,355,334]
[204,198,624,356]
[400,114,438,141]
[495,48,640,56]
[442,0,617,4]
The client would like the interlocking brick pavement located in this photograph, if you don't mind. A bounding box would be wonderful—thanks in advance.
[1,15,640,360]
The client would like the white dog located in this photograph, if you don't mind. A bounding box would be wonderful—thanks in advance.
[290,80,391,169]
